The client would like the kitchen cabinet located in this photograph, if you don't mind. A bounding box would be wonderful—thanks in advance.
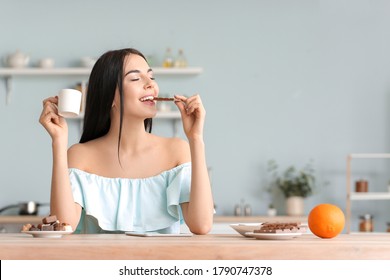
[0,216,43,233]
[346,153,390,233]
[0,66,203,135]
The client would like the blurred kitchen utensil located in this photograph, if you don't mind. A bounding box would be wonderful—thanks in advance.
[0,201,49,215]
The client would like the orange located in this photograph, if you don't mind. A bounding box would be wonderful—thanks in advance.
[308,203,345,238]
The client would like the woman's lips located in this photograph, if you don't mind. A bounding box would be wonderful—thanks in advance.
[139,95,156,106]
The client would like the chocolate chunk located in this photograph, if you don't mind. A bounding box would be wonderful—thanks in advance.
[42,215,58,224]
[41,224,54,231]
[29,226,40,231]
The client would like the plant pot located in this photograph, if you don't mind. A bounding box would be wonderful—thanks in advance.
[286,196,304,216]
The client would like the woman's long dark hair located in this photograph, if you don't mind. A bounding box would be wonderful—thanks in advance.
[79,48,153,155]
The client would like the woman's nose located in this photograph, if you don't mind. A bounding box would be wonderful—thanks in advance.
[144,78,155,89]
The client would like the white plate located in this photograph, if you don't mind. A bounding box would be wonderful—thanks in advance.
[21,230,73,238]
[229,223,262,236]
[125,232,193,237]
[245,232,302,240]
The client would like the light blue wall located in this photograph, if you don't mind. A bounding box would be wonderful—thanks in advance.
[1,0,390,232]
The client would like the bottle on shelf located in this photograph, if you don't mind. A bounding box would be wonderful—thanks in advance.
[359,214,373,232]
[244,204,252,216]
[174,49,188,67]
[162,48,174,68]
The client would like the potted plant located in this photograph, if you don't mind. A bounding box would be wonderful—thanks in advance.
[267,159,316,216]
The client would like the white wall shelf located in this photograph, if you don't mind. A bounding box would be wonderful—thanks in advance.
[346,153,390,233]
[1,66,202,136]
[70,111,182,136]
[72,111,181,120]
[350,192,390,200]
[1,66,201,136]
[0,67,203,76]
[155,111,181,119]
[0,67,203,104]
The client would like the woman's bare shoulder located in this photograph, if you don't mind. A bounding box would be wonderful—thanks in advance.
[162,136,190,165]
[67,141,96,169]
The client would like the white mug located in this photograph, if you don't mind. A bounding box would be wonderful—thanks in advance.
[38,58,54,68]
[58,89,82,118]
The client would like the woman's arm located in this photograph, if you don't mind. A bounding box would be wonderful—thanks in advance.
[175,94,214,235]
[39,96,81,230]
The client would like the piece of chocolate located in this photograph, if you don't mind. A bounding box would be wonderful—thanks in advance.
[53,220,61,230]
[41,224,54,231]
[42,215,58,224]
[29,226,40,231]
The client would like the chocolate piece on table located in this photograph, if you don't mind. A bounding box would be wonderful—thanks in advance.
[29,226,40,231]
[254,222,305,234]
[41,224,54,231]
[42,215,58,224]
[53,221,61,231]
[55,223,65,231]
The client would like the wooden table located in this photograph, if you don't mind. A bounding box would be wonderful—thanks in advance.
[1,233,390,260]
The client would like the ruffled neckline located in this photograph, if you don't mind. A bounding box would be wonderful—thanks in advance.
[68,162,191,181]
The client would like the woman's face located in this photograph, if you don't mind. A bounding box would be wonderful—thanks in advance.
[113,54,159,119]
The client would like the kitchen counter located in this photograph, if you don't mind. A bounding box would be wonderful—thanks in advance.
[0,216,43,224]
[1,232,390,260]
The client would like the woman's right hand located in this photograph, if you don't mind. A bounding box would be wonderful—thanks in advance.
[39,96,68,142]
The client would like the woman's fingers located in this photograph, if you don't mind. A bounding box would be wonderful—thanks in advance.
[174,94,204,115]
[39,96,62,127]
[42,96,58,106]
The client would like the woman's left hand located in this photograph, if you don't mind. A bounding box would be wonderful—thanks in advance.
[174,94,205,141]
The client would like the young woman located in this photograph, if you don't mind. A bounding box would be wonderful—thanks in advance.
[39,48,214,234]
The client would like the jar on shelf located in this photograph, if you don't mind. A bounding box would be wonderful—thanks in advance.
[234,204,241,216]
[244,204,252,216]
[355,179,368,192]
[359,214,373,232]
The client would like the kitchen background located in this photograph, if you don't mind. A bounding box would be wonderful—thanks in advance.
[1,0,390,232]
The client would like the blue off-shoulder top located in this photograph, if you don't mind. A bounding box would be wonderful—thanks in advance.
[68,162,191,234]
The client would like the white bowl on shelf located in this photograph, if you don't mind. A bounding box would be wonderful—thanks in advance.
[80,57,96,68]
